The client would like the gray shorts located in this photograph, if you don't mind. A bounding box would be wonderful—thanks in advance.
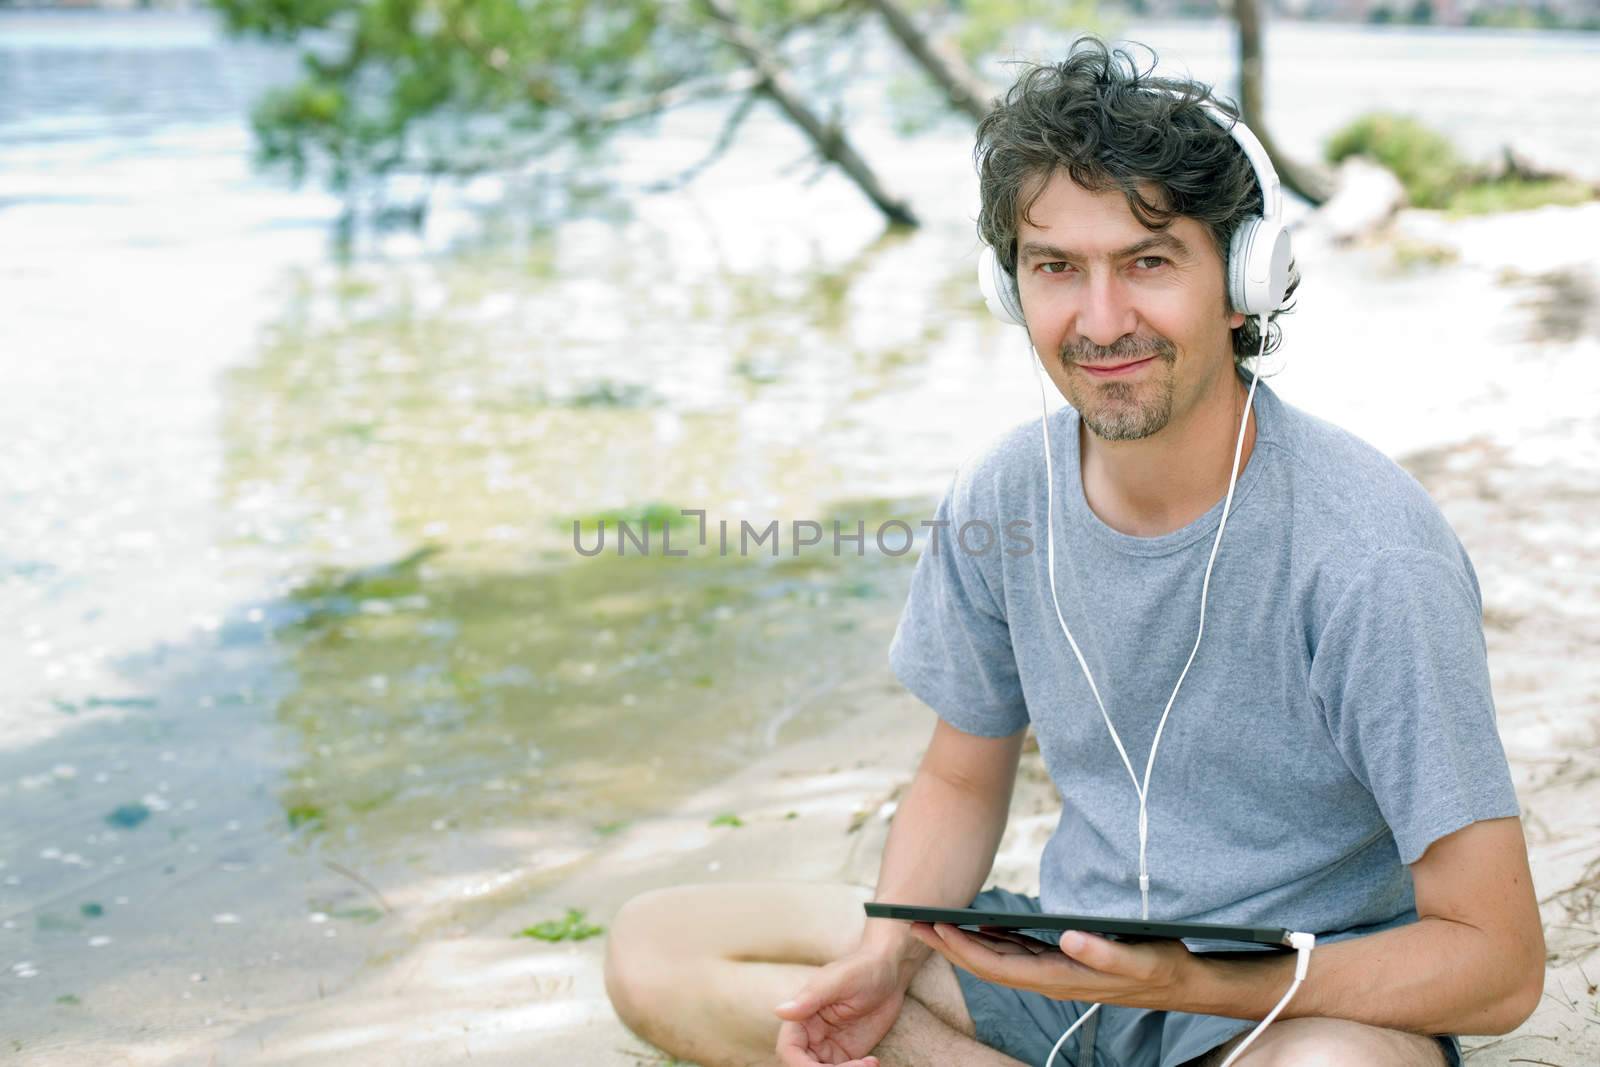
[952,888,1463,1067]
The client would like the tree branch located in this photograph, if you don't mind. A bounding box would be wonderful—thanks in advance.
[595,69,761,126]
[697,0,918,227]
[640,89,762,193]
[861,0,995,122]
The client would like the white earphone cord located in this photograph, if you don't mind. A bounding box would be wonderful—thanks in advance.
[1034,318,1314,1067]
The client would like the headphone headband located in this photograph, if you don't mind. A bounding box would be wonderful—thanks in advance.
[1191,99,1282,227]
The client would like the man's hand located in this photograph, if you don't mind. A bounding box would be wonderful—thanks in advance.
[772,947,906,1066]
[908,921,1195,1010]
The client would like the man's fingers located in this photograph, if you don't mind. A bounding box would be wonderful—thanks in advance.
[927,922,1071,988]
[1057,930,1127,971]
[975,926,1054,953]
[774,1020,818,1067]
[966,929,1044,955]
[927,923,999,969]
[773,993,813,1019]
[776,1019,879,1067]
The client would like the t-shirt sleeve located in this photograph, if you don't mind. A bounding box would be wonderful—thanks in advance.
[888,473,1030,738]
[1309,547,1521,865]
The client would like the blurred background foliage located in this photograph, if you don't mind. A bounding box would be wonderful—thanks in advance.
[1325,110,1598,212]
[210,0,1102,227]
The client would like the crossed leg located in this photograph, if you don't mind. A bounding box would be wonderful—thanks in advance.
[604,880,1027,1067]
[604,880,1450,1067]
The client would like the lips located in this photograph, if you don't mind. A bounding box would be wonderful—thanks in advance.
[1078,355,1156,377]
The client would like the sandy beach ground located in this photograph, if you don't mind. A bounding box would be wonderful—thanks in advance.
[94,204,1593,1067]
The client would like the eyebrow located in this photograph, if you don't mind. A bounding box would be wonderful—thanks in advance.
[1018,233,1192,266]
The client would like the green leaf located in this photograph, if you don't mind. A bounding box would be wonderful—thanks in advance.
[287,804,327,830]
[518,907,606,941]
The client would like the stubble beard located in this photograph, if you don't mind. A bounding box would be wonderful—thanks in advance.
[1058,337,1179,442]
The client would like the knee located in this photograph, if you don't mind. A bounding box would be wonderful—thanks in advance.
[1235,1018,1440,1067]
[603,890,659,1026]
[603,887,693,1028]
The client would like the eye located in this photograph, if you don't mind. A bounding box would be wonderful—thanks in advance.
[1039,262,1072,275]
[1134,256,1169,270]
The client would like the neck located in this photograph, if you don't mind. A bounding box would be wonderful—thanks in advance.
[1079,366,1257,538]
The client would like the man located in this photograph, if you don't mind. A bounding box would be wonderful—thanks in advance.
[603,37,1543,1067]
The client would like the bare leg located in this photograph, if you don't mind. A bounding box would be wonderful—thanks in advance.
[1189,1017,1450,1067]
[605,881,1029,1067]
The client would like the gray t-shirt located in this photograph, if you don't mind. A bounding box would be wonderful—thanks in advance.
[888,371,1521,941]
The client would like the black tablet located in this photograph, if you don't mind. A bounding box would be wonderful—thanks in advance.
[864,902,1295,949]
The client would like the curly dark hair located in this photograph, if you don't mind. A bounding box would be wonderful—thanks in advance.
[974,36,1300,360]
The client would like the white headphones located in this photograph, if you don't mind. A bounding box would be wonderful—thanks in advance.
[977,98,1293,325]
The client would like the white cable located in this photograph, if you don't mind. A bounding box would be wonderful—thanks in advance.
[1040,937,1313,1067]
[1044,1001,1099,1067]
[1037,317,1268,1067]
[1039,936,1314,1067]
[1031,323,1263,922]
[1216,933,1317,1067]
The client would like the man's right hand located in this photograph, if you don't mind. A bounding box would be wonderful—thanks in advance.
[772,947,908,1067]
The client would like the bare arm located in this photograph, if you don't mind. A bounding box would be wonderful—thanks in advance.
[1184,816,1546,1035]
[858,719,1027,989]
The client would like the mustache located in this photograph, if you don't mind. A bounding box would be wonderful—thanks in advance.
[1060,337,1176,366]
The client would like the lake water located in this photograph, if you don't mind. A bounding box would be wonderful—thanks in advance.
[1,9,1597,1054]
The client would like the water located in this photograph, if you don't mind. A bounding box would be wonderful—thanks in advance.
[0,9,1597,1056]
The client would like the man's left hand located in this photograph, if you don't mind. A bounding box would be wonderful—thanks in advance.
[907,921,1195,1011]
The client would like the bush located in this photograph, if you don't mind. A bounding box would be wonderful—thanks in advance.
[1324,112,1470,209]
[1324,112,1598,215]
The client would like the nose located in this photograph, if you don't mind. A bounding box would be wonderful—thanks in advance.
[1074,272,1138,350]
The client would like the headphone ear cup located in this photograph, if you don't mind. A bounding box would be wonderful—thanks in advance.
[1227,218,1259,317]
[977,244,1027,327]
[1257,220,1293,313]
[1229,217,1293,318]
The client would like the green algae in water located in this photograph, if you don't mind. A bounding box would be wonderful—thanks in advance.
[54,695,158,715]
[565,380,661,409]
[709,812,743,828]
[227,257,932,849]
[290,546,442,603]
[286,804,326,831]
[330,906,384,924]
[518,907,605,942]
[559,501,704,537]
[105,803,151,829]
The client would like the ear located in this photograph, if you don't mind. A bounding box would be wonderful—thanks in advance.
[1228,310,1247,330]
